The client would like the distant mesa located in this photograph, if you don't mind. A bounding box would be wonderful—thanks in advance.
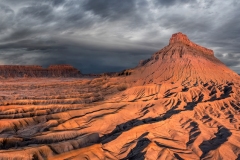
[0,64,81,78]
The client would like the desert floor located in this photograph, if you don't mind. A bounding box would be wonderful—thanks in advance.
[0,77,239,160]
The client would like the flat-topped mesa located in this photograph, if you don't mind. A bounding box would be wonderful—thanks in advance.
[169,32,214,56]
[0,65,43,69]
[0,65,81,78]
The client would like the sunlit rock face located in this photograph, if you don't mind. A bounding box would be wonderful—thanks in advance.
[169,32,214,55]
[0,33,239,160]
[128,33,238,86]
[0,64,81,78]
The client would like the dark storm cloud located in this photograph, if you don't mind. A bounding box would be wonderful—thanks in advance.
[0,3,13,14]
[83,0,137,20]
[50,0,66,6]
[155,0,196,7]
[159,14,212,33]
[0,0,239,73]
[83,0,149,29]
[2,29,35,42]
[0,44,155,73]
[0,4,14,33]
[208,6,240,53]
[216,52,240,67]
[18,4,54,21]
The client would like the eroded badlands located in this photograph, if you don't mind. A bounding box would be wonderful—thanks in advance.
[0,33,239,160]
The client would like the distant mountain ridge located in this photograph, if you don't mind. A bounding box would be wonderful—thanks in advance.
[0,64,81,78]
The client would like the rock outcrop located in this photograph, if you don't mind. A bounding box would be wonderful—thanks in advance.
[169,32,214,56]
[0,64,81,78]
[129,32,238,86]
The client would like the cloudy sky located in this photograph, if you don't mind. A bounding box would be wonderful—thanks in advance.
[0,0,239,73]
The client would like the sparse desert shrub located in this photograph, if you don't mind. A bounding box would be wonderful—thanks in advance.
[117,83,128,91]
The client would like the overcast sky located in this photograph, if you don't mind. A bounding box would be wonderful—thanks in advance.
[0,0,239,73]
